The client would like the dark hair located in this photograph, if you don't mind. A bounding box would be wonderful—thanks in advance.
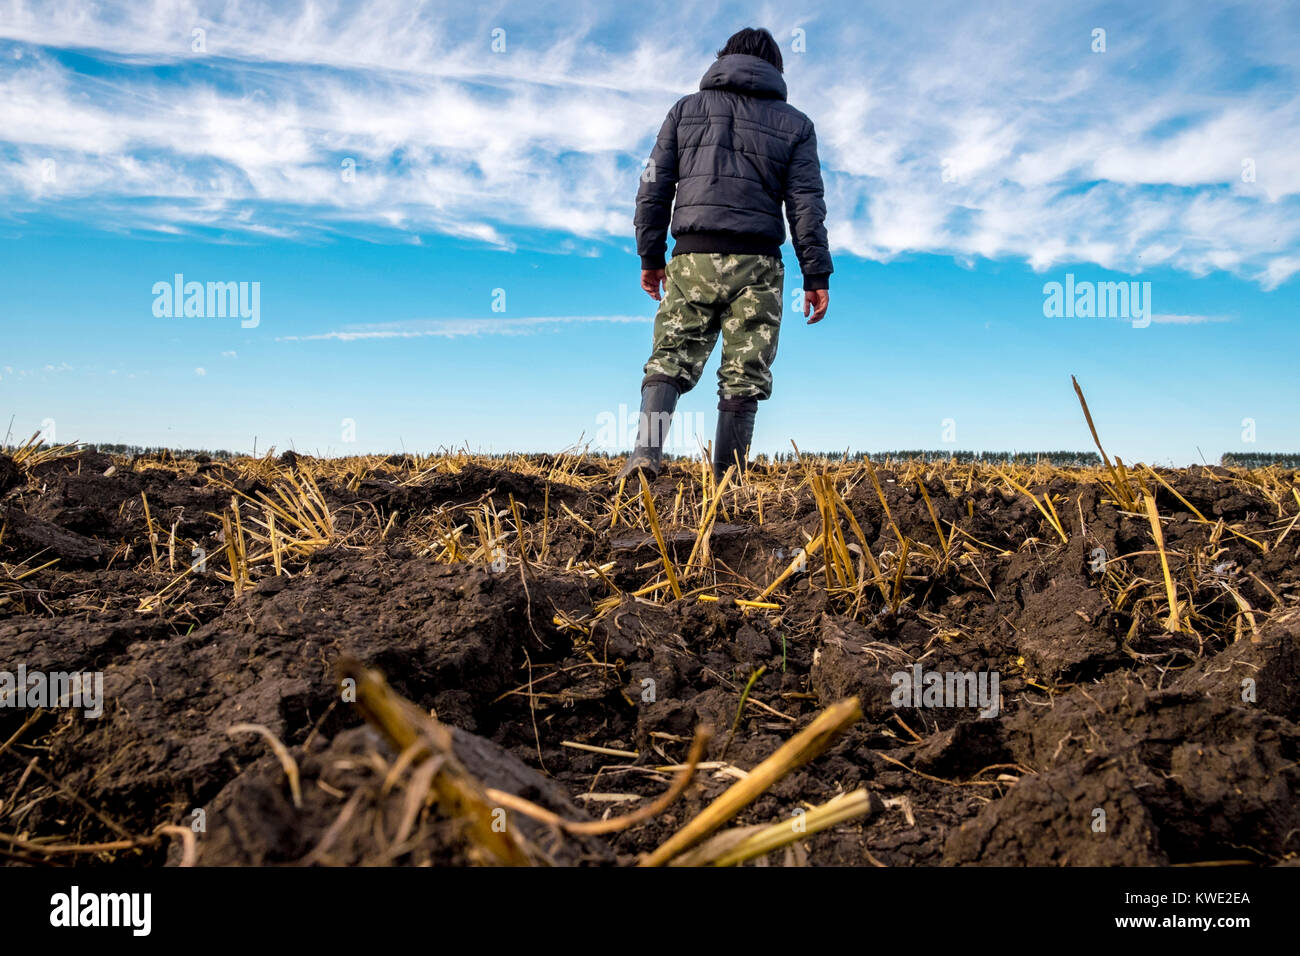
[717,27,783,73]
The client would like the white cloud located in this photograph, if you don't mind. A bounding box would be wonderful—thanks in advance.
[1149,313,1231,324]
[275,314,648,342]
[0,0,1296,286]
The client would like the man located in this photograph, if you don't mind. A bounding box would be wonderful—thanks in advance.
[619,27,832,483]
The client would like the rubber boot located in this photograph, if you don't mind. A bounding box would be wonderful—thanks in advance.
[713,398,757,483]
[616,381,679,482]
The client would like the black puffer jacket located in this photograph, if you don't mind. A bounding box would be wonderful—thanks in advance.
[635,54,832,290]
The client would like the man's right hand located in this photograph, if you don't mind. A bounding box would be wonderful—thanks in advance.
[642,269,667,301]
[804,289,829,324]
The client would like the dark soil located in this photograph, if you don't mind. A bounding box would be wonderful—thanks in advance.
[2,451,1298,866]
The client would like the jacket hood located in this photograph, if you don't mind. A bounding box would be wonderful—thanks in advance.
[699,54,787,101]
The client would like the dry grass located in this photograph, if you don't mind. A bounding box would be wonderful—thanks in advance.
[8,427,1292,658]
[88,436,1288,672]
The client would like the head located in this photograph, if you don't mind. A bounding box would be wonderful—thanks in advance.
[717,27,783,73]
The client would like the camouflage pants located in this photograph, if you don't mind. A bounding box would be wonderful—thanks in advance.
[642,253,784,401]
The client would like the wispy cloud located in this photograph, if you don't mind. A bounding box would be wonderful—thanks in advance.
[1150,313,1232,324]
[1,0,1298,287]
[275,314,647,342]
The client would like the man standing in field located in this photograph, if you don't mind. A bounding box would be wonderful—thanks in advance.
[619,27,832,483]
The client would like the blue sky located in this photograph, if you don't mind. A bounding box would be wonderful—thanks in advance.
[1,0,1297,465]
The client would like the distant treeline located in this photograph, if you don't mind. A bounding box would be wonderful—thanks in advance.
[84,443,242,460]
[5,445,1104,465]
[1220,452,1300,469]
[757,450,1104,466]
[463,449,1107,465]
